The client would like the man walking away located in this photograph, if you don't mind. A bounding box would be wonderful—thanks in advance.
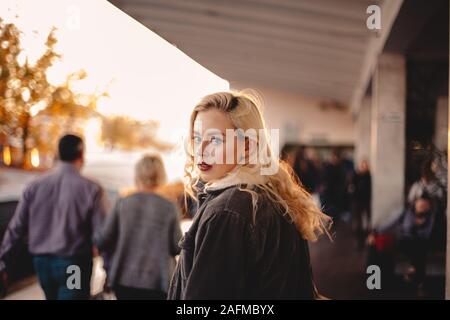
[0,134,107,299]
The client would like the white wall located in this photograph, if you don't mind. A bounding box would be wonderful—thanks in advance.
[245,87,355,147]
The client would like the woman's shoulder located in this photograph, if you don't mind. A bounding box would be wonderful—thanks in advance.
[203,186,278,224]
[204,186,249,212]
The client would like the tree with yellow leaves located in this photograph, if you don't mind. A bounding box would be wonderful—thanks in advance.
[101,115,173,152]
[1,20,173,168]
[0,20,100,167]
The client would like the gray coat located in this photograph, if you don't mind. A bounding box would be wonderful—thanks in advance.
[95,192,182,292]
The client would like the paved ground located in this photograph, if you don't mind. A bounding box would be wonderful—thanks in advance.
[309,222,369,299]
[309,221,446,300]
[3,257,106,300]
[4,219,444,300]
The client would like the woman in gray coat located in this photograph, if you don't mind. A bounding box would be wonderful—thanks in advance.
[95,154,182,300]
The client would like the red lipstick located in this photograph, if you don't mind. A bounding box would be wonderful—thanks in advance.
[198,162,213,172]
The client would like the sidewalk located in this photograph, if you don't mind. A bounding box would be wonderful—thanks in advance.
[3,257,106,300]
[309,221,446,299]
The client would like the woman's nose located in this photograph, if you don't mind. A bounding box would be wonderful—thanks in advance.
[195,140,210,158]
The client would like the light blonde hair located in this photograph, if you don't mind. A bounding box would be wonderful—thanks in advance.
[185,91,332,241]
[135,154,167,188]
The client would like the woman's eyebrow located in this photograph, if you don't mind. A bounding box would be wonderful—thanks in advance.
[210,131,226,138]
[197,130,227,137]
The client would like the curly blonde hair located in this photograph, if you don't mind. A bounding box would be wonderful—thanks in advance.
[185,91,332,241]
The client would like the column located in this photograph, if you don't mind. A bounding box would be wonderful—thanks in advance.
[435,96,449,152]
[354,96,372,167]
[370,53,406,230]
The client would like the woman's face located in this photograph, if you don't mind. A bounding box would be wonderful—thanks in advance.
[192,108,239,182]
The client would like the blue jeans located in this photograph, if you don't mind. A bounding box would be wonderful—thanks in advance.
[33,255,92,300]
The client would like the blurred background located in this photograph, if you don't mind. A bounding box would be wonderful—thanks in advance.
[0,0,449,299]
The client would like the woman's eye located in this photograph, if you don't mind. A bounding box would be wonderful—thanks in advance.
[193,136,202,144]
[210,136,223,145]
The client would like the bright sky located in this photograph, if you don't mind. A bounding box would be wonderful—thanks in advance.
[0,0,229,182]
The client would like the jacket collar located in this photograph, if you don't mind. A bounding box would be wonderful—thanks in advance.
[203,165,268,194]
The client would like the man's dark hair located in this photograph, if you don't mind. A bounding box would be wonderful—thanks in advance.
[58,134,84,162]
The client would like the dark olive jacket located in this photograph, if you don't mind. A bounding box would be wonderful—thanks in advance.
[168,185,315,300]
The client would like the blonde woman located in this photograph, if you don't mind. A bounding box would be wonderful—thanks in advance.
[95,154,182,300]
[168,91,331,300]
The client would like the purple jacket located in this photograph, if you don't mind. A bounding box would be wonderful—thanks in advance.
[0,162,107,271]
